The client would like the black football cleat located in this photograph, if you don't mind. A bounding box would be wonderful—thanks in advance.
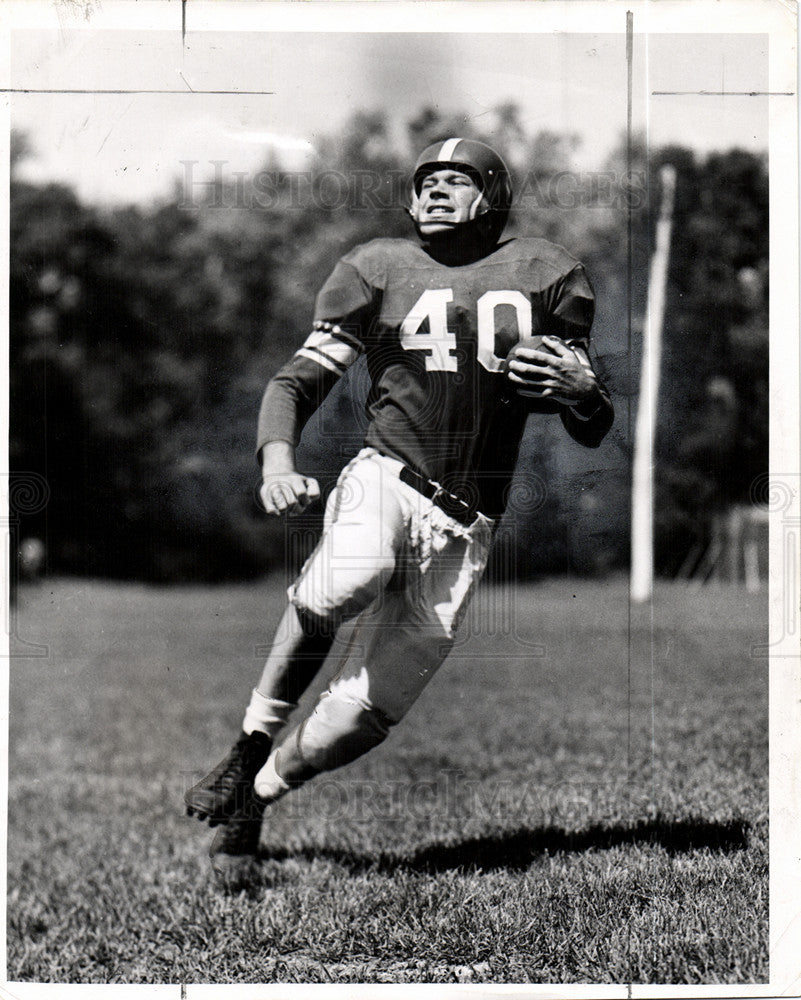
[208,795,266,891]
[184,730,272,826]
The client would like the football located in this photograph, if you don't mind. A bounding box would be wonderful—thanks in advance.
[503,335,564,413]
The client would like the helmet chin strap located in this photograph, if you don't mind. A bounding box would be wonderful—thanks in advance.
[468,191,489,220]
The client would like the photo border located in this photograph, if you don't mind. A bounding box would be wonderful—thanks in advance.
[0,1,796,996]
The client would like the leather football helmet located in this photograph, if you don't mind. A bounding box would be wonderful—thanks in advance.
[409,137,513,245]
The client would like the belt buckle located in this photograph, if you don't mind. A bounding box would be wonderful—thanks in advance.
[430,482,456,514]
[430,481,447,505]
[432,482,472,523]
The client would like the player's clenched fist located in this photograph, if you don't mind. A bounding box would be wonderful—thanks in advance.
[260,472,320,516]
[259,441,320,516]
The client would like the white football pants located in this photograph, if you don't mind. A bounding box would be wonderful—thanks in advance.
[259,447,494,787]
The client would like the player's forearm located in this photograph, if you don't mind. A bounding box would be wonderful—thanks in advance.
[257,370,306,454]
[260,440,297,475]
[256,358,336,459]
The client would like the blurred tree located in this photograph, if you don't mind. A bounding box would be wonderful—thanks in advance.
[648,147,769,574]
[9,118,768,583]
[10,136,274,579]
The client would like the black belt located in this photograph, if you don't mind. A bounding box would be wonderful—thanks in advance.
[398,465,480,527]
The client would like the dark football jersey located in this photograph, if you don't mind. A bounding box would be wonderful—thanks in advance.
[258,236,609,516]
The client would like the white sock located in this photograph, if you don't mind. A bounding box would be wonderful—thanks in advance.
[242,689,296,738]
[254,750,291,802]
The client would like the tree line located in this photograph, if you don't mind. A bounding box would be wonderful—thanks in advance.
[9,107,768,581]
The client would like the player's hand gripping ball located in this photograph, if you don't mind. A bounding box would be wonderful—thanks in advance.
[503,335,565,413]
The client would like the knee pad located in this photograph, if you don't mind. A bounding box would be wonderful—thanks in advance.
[291,562,396,627]
[289,585,343,634]
[298,690,391,773]
[290,527,397,628]
[294,604,340,641]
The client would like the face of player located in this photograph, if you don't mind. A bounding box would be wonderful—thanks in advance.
[413,168,487,236]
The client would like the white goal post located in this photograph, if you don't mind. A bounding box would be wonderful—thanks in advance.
[630,164,676,604]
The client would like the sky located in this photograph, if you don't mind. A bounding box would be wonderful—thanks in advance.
[8,19,770,206]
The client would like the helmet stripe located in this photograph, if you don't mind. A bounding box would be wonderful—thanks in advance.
[438,137,463,161]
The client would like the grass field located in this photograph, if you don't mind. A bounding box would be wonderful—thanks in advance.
[7,575,767,984]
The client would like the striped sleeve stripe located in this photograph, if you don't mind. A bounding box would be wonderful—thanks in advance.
[296,347,347,377]
[328,329,364,352]
[304,329,361,368]
[312,321,363,353]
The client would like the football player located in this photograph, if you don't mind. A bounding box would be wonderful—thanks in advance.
[184,138,614,886]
